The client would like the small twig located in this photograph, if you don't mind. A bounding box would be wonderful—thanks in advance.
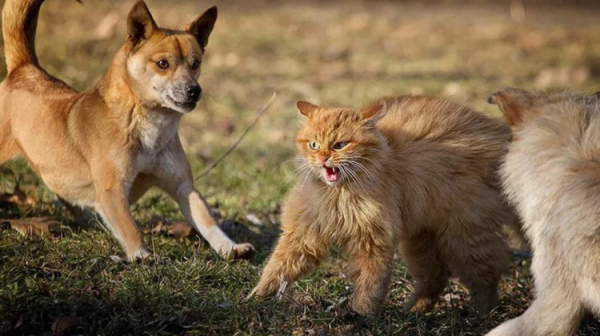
[195,92,277,180]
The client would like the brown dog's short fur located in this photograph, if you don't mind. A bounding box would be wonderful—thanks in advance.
[250,96,514,315]
[0,0,254,261]
[486,88,600,336]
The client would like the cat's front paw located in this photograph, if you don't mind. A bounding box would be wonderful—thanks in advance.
[403,295,436,313]
[247,284,273,299]
[350,296,379,316]
[248,278,286,300]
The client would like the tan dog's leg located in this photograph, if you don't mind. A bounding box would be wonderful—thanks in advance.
[0,132,20,165]
[153,141,254,259]
[401,231,450,312]
[346,240,395,315]
[168,181,254,259]
[95,188,149,261]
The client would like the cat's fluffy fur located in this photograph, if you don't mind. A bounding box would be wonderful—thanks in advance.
[486,89,600,336]
[250,95,514,315]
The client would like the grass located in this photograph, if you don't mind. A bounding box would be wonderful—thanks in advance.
[2,0,600,334]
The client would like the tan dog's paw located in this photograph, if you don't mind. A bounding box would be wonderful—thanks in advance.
[231,243,255,260]
[126,247,152,262]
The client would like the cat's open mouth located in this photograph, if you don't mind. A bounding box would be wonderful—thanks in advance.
[323,166,340,183]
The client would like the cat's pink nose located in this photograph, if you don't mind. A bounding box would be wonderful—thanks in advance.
[320,156,330,164]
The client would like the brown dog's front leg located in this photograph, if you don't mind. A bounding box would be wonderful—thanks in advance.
[95,189,149,261]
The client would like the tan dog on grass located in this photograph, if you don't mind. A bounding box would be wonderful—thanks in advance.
[487,88,600,336]
[0,0,254,261]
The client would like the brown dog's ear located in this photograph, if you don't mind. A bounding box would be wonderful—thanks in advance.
[296,100,320,118]
[188,6,218,50]
[488,88,538,127]
[127,1,157,45]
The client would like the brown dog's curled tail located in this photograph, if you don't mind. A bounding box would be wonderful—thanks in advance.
[2,0,46,73]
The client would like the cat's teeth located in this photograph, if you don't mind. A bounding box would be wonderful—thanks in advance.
[323,166,340,183]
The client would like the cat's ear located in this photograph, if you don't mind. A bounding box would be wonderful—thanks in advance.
[297,100,320,118]
[360,102,386,126]
[488,88,539,127]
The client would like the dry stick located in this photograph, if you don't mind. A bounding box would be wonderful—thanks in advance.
[195,92,278,180]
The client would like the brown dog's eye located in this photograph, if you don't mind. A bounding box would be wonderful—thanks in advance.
[157,60,169,69]
[191,60,200,70]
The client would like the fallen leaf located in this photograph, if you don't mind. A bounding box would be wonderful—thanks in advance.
[245,213,263,226]
[0,185,36,206]
[167,221,193,238]
[0,313,23,333]
[7,217,62,236]
[109,255,124,263]
[52,317,80,336]
[143,222,164,234]
[142,216,168,234]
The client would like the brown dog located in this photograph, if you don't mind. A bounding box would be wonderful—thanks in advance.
[0,0,254,261]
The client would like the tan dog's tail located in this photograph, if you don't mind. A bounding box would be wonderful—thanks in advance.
[2,0,45,73]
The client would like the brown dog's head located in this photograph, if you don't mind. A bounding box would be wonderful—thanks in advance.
[125,1,217,113]
[488,87,600,137]
[487,88,546,129]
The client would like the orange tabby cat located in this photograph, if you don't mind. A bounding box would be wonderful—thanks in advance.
[250,96,514,315]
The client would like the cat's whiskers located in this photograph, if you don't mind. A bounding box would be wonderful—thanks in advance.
[338,162,370,192]
[277,156,307,170]
[340,155,380,182]
[280,162,311,191]
[344,160,376,182]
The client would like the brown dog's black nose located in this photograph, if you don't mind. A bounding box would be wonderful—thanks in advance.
[186,85,202,100]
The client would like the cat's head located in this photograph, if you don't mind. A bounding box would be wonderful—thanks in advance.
[295,100,387,187]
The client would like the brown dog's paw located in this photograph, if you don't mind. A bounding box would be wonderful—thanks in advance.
[232,243,255,260]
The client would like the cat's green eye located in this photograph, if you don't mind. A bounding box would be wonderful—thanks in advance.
[333,141,349,151]
[308,141,320,150]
